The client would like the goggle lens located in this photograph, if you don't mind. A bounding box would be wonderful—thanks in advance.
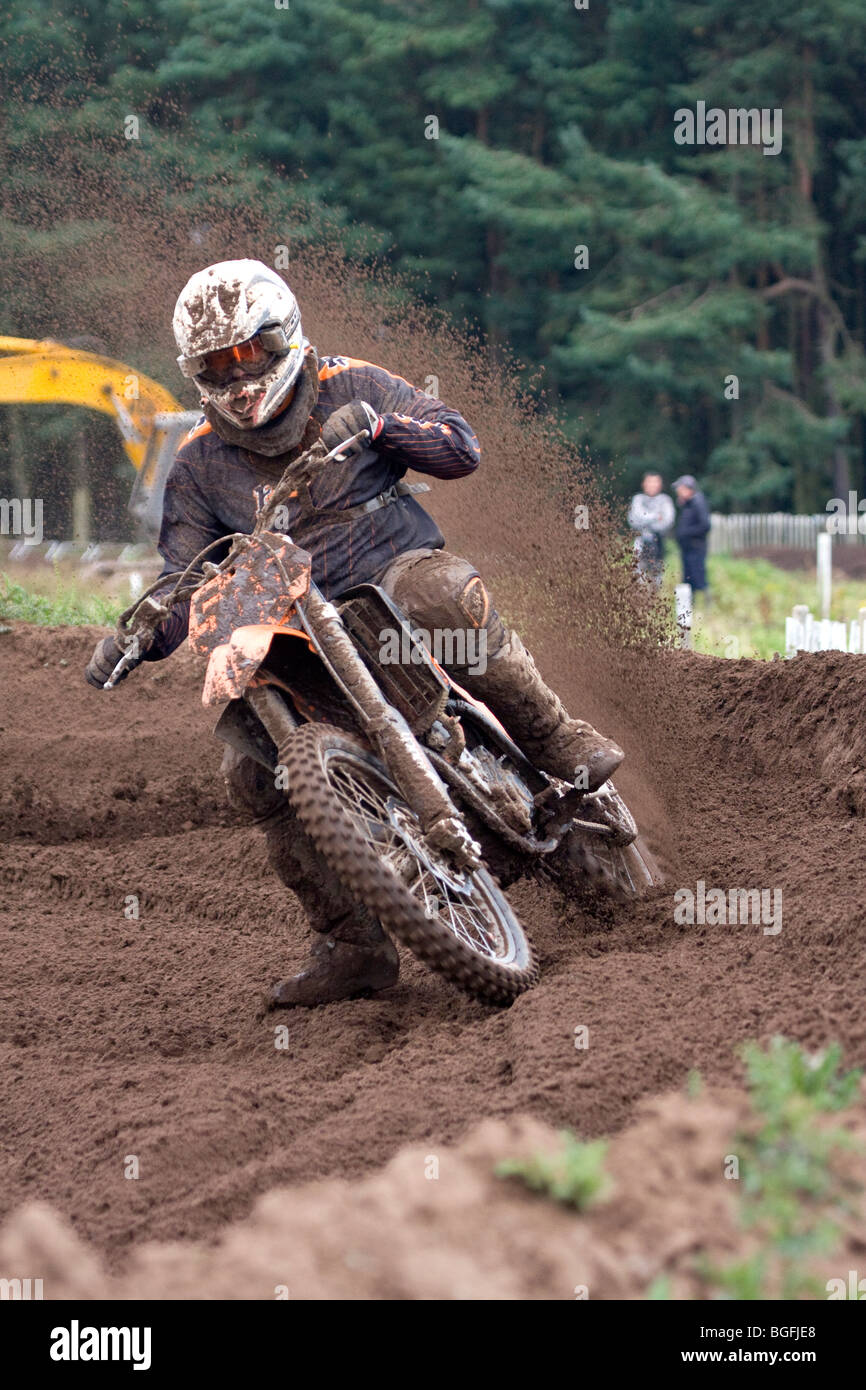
[199,335,273,384]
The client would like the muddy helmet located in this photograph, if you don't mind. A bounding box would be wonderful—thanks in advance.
[173,260,307,430]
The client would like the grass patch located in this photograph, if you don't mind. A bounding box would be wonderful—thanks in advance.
[0,572,121,627]
[660,554,866,659]
[701,1037,862,1300]
[496,1132,611,1211]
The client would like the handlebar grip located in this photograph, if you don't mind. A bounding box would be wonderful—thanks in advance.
[327,428,371,463]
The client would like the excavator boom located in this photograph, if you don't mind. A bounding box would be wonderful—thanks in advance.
[0,337,198,538]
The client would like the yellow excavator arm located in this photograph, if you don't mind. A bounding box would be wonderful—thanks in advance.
[0,337,199,538]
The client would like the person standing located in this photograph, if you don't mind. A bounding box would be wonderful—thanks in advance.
[628,471,675,585]
[673,475,711,595]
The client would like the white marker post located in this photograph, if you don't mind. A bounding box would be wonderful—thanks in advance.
[675,583,693,649]
[817,531,832,621]
[787,603,809,657]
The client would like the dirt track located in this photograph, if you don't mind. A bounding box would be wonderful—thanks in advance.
[2,615,865,1287]
[2,126,865,1299]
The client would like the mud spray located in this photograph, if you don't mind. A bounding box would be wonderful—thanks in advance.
[1,162,865,1295]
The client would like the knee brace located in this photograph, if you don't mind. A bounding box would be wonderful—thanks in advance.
[380,549,506,670]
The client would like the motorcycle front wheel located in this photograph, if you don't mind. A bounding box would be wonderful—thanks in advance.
[281,723,538,1004]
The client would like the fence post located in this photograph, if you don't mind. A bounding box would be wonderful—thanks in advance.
[788,603,809,657]
[785,616,798,658]
[817,531,832,620]
[675,583,693,649]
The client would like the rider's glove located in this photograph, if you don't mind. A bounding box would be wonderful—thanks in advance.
[321,400,383,459]
[84,635,141,690]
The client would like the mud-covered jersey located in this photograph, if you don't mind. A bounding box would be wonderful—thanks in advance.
[145,354,481,660]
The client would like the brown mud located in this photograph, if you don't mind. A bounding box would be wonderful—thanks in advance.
[1,620,865,1290]
[2,1094,864,1301]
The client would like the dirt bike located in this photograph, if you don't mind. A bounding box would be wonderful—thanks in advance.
[108,432,659,1005]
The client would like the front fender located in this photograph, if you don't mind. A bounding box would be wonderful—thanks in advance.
[201,624,310,705]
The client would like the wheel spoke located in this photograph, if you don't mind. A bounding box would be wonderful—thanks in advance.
[323,750,513,962]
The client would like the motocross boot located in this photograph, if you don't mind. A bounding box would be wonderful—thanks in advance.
[263,794,399,1007]
[267,910,400,1008]
[461,629,623,792]
[221,747,400,1006]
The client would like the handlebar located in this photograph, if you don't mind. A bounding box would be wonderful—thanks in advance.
[328,428,370,462]
[106,430,372,685]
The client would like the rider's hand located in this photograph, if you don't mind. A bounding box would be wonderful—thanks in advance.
[84,635,140,690]
[321,400,383,458]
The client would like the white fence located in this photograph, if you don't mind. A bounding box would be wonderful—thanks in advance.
[1,538,161,600]
[707,513,865,554]
[786,605,866,655]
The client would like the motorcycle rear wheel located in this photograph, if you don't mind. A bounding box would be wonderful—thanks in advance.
[562,831,660,898]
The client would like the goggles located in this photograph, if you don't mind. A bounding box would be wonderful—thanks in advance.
[177,321,299,384]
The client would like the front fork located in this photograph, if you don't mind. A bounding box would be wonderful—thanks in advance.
[249,590,482,871]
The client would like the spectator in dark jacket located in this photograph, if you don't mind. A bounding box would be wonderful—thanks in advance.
[673,475,711,593]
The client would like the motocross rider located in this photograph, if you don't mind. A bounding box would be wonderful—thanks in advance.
[85,260,623,1007]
